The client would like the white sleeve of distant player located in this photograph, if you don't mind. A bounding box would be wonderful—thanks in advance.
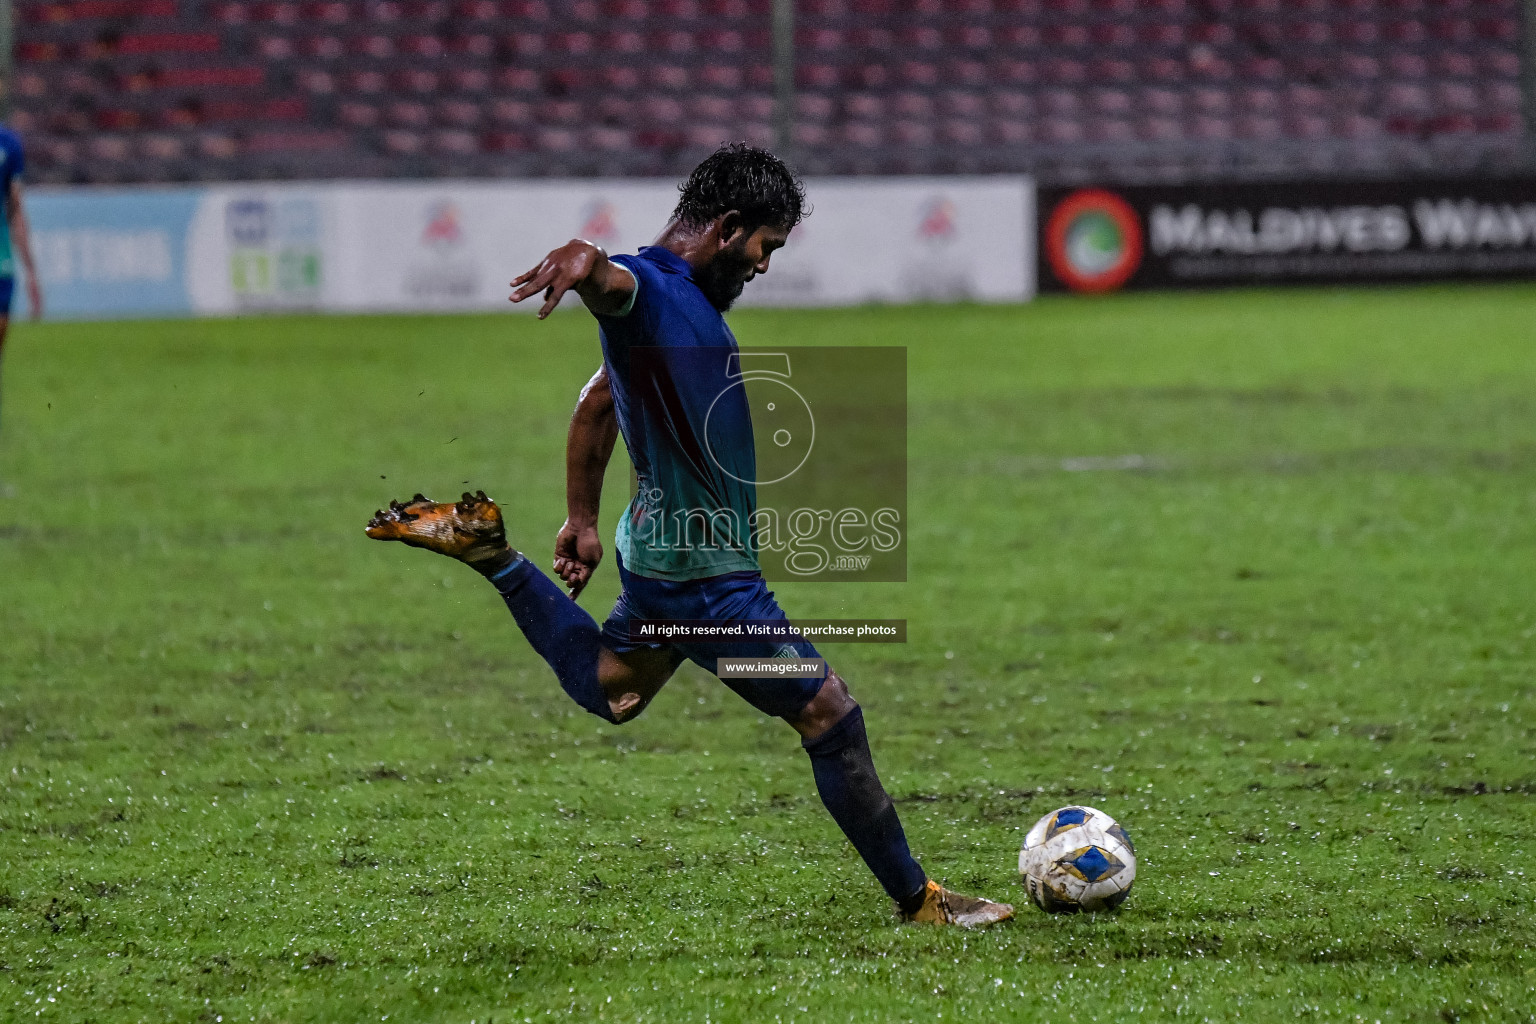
[611,265,639,317]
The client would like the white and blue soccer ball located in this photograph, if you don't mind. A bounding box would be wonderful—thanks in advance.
[1019,805,1137,913]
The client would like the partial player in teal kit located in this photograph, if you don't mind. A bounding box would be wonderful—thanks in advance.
[364,144,1013,927]
[0,124,44,492]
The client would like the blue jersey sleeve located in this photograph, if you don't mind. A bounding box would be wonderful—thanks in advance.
[600,253,659,357]
[0,128,25,188]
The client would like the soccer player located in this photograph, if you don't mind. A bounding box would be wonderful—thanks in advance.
[366,144,1012,927]
[0,123,43,483]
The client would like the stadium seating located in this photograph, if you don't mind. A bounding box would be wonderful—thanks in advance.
[13,0,1529,183]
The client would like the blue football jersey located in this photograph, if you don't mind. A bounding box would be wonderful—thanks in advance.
[0,126,25,277]
[599,246,759,581]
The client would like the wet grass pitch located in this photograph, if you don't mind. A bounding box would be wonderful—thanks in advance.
[3,285,1535,1021]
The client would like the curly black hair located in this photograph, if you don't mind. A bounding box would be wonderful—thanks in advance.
[673,142,808,232]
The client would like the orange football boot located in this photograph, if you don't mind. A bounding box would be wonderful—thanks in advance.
[899,880,1014,928]
[365,491,516,572]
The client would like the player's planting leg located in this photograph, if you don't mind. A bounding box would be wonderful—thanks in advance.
[792,673,1014,928]
[365,492,660,723]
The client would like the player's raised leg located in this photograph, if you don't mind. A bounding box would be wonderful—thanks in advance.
[365,491,674,722]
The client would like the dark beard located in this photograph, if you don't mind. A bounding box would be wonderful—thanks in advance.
[695,253,754,312]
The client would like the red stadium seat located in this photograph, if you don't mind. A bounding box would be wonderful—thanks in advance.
[939,90,986,118]
[889,120,933,146]
[1038,117,1082,143]
[1139,87,1182,114]
[447,68,491,92]
[307,0,352,22]
[792,123,832,147]
[255,35,293,58]
[1040,58,1086,84]
[733,94,773,120]
[1482,81,1522,112]
[1478,51,1520,78]
[299,35,345,58]
[118,32,222,54]
[1039,89,1078,116]
[535,127,578,151]
[1335,114,1382,139]
[1430,51,1477,78]
[1335,19,1379,44]
[1090,22,1136,48]
[988,118,1030,145]
[940,119,985,146]
[1087,88,1130,116]
[88,135,133,161]
[689,95,735,122]
[338,101,381,126]
[888,92,929,118]
[842,93,883,120]
[1386,52,1429,78]
[600,66,641,90]
[1339,53,1382,80]
[586,126,634,151]
[430,129,478,155]
[1140,57,1183,82]
[393,69,440,94]
[197,132,240,158]
[454,0,496,18]
[594,95,635,123]
[401,34,446,57]
[796,64,840,89]
[697,65,743,90]
[1237,56,1284,80]
[1234,115,1283,140]
[490,98,534,124]
[989,90,1033,117]
[639,95,685,123]
[1092,119,1137,143]
[897,60,939,87]
[1478,112,1519,135]
[1188,115,1232,140]
[382,129,424,154]
[1237,87,1280,113]
[1284,114,1330,139]
[649,65,690,90]
[495,67,540,92]
[1089,58,1136,83]
[539,99,584,125]
[447,34,494,56]
[685,124,733,147]
[481,129,530,152]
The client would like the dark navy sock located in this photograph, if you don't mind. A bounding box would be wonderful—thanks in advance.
[802,706,928,909]
[483,555,615,723]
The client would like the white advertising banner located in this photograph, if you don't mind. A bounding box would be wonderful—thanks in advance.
[741,176,1036,307]
[326,180,679,312]
[31,176,1035,319]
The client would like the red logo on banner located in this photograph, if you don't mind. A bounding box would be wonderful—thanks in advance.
[1045,189,1143,293]
[579,200,619,246]
[422,201,463,246]
[917,198,957,240]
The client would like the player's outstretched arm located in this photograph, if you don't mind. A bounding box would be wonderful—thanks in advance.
[509,239,635,319]
[554,365,619,598]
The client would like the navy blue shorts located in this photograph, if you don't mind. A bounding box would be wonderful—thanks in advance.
[0,277,14,315]
[600,553,827,719]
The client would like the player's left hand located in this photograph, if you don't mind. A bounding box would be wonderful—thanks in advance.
[510,240,601,319]
[553,518,604,599]
[25,278,42,321]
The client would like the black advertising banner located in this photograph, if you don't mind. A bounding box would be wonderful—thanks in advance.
[1038,179,1536,292]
